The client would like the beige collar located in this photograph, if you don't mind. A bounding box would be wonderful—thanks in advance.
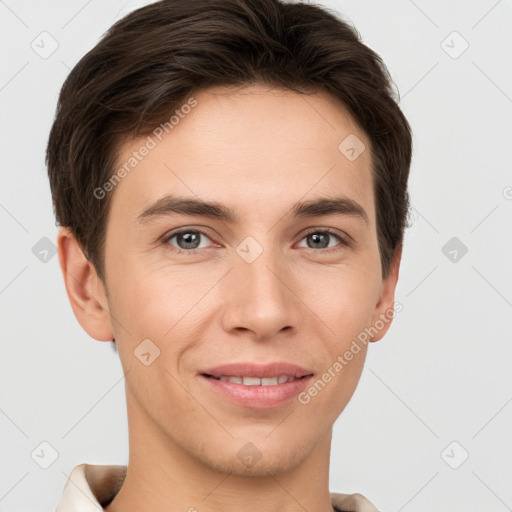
[56,463,380,512]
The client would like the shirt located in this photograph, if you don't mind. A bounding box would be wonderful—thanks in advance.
[55,463,380,512]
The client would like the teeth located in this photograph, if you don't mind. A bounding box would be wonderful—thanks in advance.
[213,375,296,386]
[243,376,261,386]
[219,376,242,384]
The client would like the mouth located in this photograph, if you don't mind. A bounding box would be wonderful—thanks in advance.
[198,362,315,409]
[201,374,310,386]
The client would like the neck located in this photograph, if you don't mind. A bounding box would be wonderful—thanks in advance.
[104,386,336,512]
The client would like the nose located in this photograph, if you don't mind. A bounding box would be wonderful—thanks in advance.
[220,242,302,341]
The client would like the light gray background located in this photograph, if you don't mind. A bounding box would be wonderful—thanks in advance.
[1,0,511,510]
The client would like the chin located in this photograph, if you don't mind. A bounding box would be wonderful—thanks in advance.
[203,451,306,478]
[195,435,315,477]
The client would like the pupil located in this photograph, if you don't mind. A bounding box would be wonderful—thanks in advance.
[308,233,329,249]
[180,232,199,249]
[309,233,328,249]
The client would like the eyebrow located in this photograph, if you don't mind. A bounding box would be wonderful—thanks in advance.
[137,194,369,226]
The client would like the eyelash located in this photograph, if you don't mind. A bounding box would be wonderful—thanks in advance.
[162,228,350,255]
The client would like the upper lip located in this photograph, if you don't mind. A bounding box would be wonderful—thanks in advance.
[199,362,315,379]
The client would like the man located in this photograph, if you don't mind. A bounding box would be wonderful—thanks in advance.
[47,0,412,510]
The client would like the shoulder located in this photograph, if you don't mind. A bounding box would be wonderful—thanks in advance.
[331,491,380,512]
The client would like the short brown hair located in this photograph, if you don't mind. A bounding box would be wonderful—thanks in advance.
[46,0,412,283]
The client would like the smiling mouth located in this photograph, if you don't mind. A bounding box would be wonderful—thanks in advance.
[201,374,311,386]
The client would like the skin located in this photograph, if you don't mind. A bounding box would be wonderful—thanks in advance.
[58,84,401,512]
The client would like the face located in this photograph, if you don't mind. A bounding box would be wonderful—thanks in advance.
[94,84,399,476]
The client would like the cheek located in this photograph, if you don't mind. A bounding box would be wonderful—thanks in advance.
[110,266,213,357]
[106,267,170,346]
[313,269,380,332]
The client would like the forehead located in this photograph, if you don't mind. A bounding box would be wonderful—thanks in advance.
[109,84,375,226]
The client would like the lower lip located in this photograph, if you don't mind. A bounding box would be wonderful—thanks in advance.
[199,375,313,409]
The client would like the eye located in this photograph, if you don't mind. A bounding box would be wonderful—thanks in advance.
[163,227,350,255]
[164,229,214,253]
[297,229,349,251]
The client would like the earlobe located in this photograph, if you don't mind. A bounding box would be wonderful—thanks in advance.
[369,245,402,343]
[57,227,114,341]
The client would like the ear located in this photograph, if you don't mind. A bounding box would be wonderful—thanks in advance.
[57,227,114,341]
[369,244,402,343]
